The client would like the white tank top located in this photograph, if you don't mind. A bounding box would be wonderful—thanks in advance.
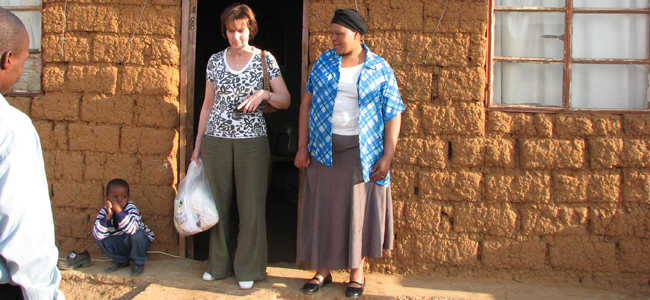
[332,63,363,135]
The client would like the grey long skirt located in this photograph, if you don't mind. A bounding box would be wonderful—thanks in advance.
[297,134,394,270]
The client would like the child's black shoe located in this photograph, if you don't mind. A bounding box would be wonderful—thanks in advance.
[106,261,130,272]
[58,250,91,270]
[131,263,144,276]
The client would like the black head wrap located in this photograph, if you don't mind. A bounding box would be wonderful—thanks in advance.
[331,9,367,35]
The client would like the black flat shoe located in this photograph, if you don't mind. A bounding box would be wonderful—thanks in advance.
[345,279,366,298]
[302,273,332,294]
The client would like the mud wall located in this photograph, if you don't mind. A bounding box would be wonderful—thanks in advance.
[308,0,650,288]
[6,0,182,255]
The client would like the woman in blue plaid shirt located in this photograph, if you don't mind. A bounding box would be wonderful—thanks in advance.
[294,8,405,299]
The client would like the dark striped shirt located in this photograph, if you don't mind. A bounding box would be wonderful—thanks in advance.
[93,201,154,241]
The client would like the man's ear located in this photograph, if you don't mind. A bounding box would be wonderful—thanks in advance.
[0,51,12,70]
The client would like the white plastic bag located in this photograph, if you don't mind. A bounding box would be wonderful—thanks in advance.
[174,158,219,236]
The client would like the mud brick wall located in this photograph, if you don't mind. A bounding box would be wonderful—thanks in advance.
[309,0,650,288]
[6,0,182,256]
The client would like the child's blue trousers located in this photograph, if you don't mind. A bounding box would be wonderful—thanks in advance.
[95,229,151,265]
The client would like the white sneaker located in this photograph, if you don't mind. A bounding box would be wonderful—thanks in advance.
[238,281,254,289]
[202,272,216,281]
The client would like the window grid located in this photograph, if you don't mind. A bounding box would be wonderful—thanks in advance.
[488,1,650,113]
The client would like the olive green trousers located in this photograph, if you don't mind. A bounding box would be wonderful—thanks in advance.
[201,136,269,281]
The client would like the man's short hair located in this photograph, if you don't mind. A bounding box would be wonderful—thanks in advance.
[106,178,130,196]
[0,8,27,54]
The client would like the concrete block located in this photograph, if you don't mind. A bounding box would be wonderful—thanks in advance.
[42,34,92,63]
[367,1,423,31]
[119,66,179,96]
[103,155,140,184]
[54,123,69,150]
[589,138,623,169]
[589,204,649,238]
[534,114,553,138]
[33,121,55,150]
[66,5,119,32]
[404,202,442,232]
[623,115,650,137]
[134,96,179,128]
[419,171,481,202]
[455,202,517,237]
[66,65,118,94]
[81,94,135,125]
[42,64,67,92]
[415,235,478,266]
[451,138,484,167]
[622,169,650,204]
[484,139,515,168]
[482,240,546,270]
[55,151,84,181]
[621,139,650,168]
[130,184,175,217]
[140,157,175,185]
[31,93,81,121]
[521,139,586,170]
[391,170,416,199]
[549,237,617,272]
[438,67,484,102]
[52,182,103,209]
[485,171,551,203]
[618,239,650,272]
[68,124,120,153]
[120,127,177,155]
[520,204,587,236]
[555,114,594,137]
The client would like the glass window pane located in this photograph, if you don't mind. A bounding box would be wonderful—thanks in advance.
[495,12,565,59]
[11,54,41,93]
[494,62,564,106]
[12,11,41,50]
[573,0,649,9]
[571,64,648,109]
[0,0,41,6]
[573,14,648,59]
[496,0,564,7]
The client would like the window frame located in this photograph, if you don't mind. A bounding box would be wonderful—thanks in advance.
[1,2,43,96]
[487,1,650,113]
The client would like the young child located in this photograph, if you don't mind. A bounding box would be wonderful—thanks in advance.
[93,179,154,276]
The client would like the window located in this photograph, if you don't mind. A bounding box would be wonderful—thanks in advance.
[1,0,42,95]
[489,0,650,112]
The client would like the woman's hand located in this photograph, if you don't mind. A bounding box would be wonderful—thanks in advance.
[190,139,202,166]
[237,89,267,113]
[294,147,311,168]
[370,155,392,181]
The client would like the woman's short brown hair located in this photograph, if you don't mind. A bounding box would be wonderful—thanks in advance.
[220,3,258,40]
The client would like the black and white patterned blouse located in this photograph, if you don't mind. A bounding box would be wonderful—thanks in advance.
[205,47,282,139]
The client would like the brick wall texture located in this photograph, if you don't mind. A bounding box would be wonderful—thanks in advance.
[308,0,650,289]
[4,0,650,289]
[7,0,181,256]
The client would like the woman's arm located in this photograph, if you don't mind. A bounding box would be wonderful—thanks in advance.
[370,113,402,181]
[236,75,291,113]
[294,92,313,168]
[190,81,216,166]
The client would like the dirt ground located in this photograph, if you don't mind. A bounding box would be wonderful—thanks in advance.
[58,255,650,300]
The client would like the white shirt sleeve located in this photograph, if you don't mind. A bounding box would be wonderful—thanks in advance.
[0,97,65,300]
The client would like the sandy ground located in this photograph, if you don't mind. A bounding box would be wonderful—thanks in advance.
[58,255,650,300]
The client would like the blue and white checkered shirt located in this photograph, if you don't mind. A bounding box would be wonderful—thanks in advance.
[306,43,405,186]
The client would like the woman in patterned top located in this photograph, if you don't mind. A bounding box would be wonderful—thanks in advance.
[190,3,290,290]
[294,9,404,298]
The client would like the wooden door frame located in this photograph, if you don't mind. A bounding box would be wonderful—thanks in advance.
[178,0,309,259]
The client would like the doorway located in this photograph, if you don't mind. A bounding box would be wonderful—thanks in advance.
[190,0,304,264]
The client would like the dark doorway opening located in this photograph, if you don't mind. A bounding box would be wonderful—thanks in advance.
[191,0,303,264]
